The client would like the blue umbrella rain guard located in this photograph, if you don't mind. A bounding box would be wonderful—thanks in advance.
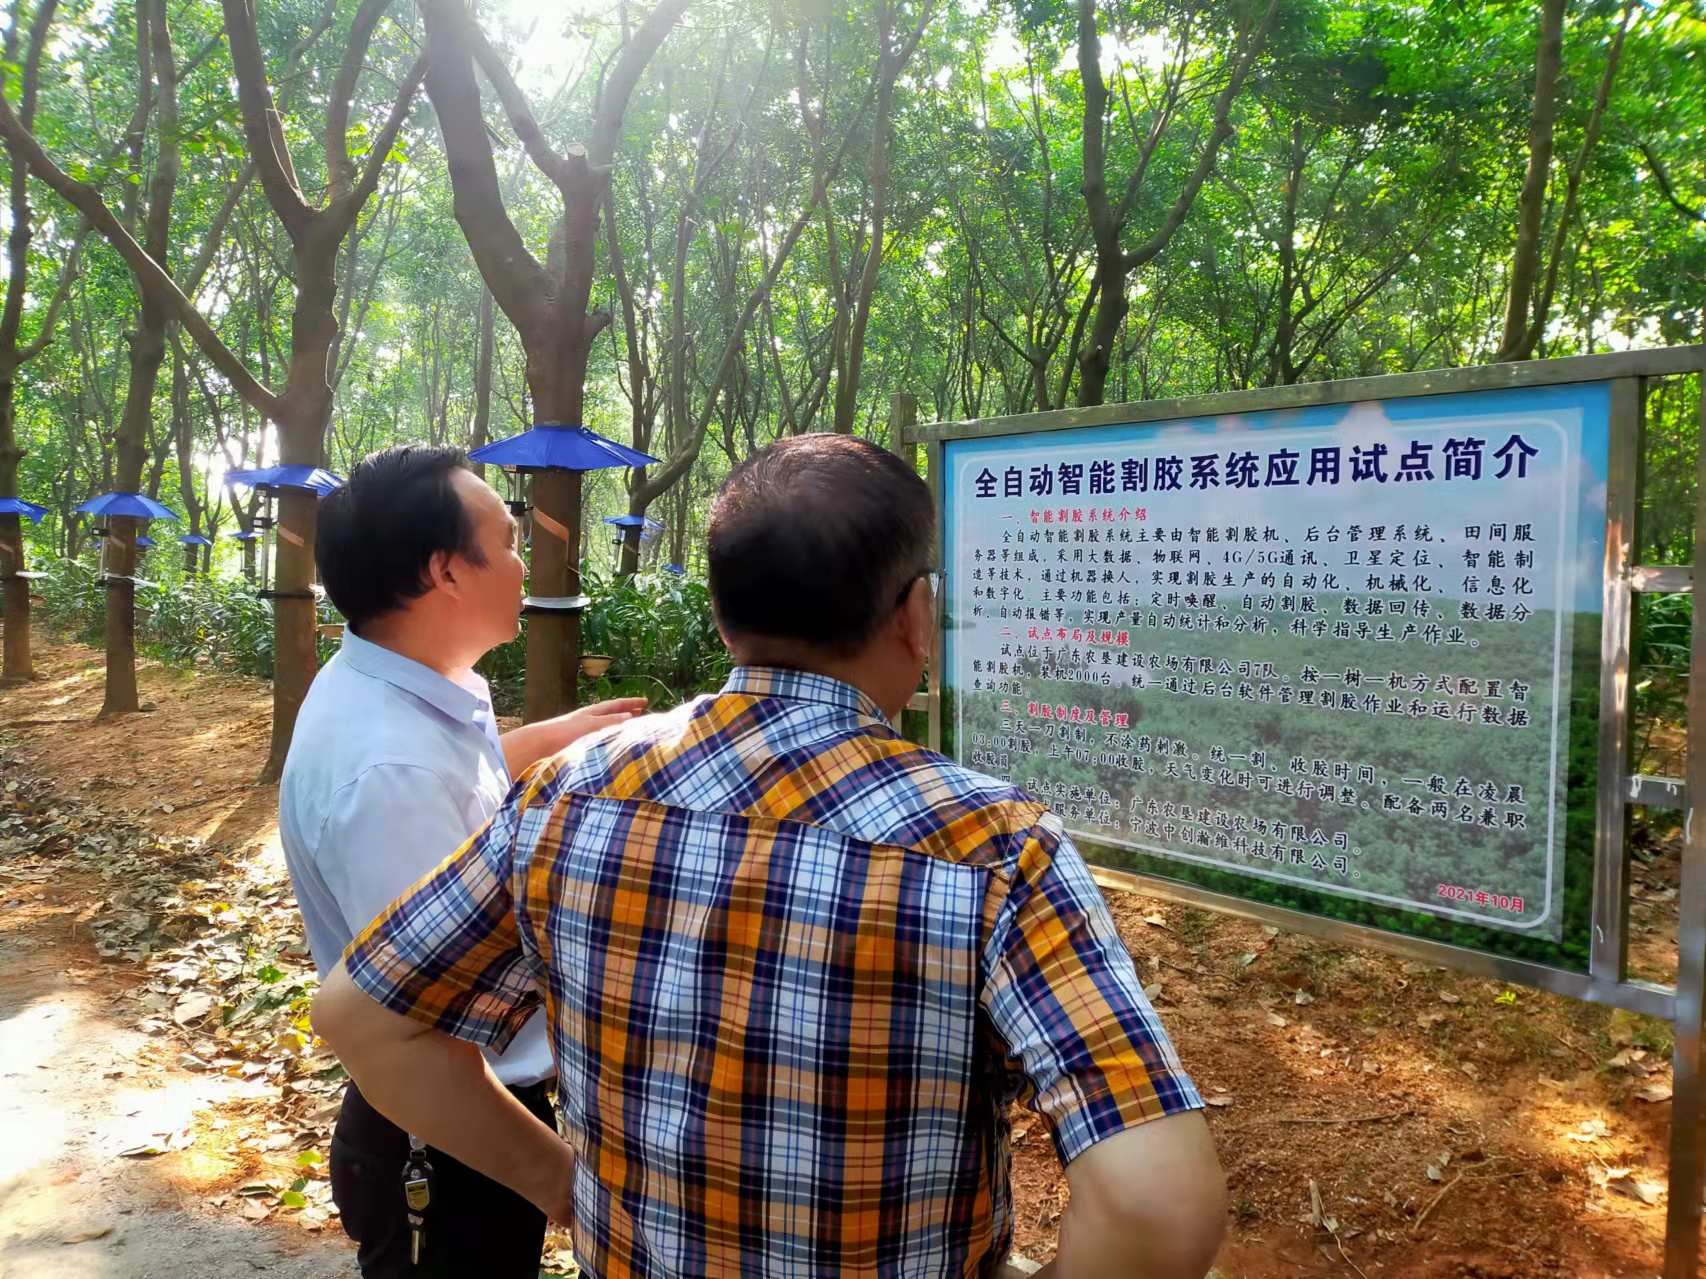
[223,465,344,596]
[175,533,214,585]
[469,424,658,718]
[0,497,50,595]
[73,491,177,587]
[471,425,655,473]
[603,513,664,533]
[134,535,156,549]
[663,563,687,577]
[603,513,663,572]
[224,464,344,497]
[74,491,178,521]
[0,496,47,523]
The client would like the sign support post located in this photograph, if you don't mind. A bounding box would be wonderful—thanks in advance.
[1666,351,1706,1279]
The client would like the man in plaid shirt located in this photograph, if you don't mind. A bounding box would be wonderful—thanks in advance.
[313,434,1223,1278]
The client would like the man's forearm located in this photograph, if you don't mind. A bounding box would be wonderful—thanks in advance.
[313,968,572,1217]
[500,697,650,778]
[499,720,558,779]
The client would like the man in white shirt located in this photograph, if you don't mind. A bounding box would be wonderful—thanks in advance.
[280,444,643,1278]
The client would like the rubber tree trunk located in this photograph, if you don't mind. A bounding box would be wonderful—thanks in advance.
[101,297,167,717]
[617,520,643,577]
[257,302,339,780]
[100,516,140,714]
[0,514,27,684]
[519,314,595,723]
[523,467,582,723]
[262,484,319,778]
[0,375,29,684]
[468,285,494,480]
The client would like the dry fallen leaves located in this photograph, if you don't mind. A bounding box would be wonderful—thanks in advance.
[1307,1179,1339,1234]
[1636,1082,1674,1104]
[1566,1119,1611,1143]
[60,1225,114,1245]
[2,753,344,1232]
[1597,1166,1663,1206]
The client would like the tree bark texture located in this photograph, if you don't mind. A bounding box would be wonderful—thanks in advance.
[0,0,72,683]
[0,0,420,766]
[1074,0,1279,407]
[1495,0,1567,363]
[101,0,180,716]
[420,0,687,720]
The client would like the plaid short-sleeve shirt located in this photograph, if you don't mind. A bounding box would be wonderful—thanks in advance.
[344,667,1202,1279]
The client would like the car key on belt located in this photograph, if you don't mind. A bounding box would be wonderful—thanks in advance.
[402,1138,433,1266]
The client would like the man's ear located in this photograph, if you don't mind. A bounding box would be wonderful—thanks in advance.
[428,549,458,595]
[899,577,931,661]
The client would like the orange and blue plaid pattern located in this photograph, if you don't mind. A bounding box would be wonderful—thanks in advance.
[344,667,1201,1278]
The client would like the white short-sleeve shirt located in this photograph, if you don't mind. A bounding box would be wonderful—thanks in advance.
[279,629,553,1086]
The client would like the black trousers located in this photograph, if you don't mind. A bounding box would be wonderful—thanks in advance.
[330,1078,556,1278]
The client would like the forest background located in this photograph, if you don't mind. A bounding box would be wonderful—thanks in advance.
[0,0,1701,724]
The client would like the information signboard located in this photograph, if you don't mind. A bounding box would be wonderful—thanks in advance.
[941,383,1611,968]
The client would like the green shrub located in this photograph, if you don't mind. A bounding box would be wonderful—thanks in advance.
[478,560,730,718]
[32,553,729,716]
[33,556,340,679]
[1633,590,1691,777]
[33,557,105,646]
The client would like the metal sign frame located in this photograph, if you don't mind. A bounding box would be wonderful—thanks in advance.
[897,345,1706,1277]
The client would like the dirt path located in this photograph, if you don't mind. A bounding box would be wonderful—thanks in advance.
[0,634,358,1276]
[0,627,1690,1278]
[0,908,352,1278]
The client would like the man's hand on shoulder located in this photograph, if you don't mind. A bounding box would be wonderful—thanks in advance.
[501,697,650,776]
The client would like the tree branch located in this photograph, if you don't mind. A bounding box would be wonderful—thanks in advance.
[17,0,57,130]
[335,52,427,231]
[183,160,256,298]
[220,0,309,240]
[1639,140,1706,225]
[1123,0,1279,272]
[0,87,280,417]
[469,19,574,192]
[324,0,395,204]
[1494,0,1565,361]
[588,0,690,168]
[1524,1,1634,356]
[418,0,551,328]
[0,0,58,357]
[17,225,85,361]
[141,0,179,264]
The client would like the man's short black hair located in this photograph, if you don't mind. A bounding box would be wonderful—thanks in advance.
[708,434,934,655]
[316,444,484,633]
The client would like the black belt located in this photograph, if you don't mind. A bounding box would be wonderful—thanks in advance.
[508,1078,555,1106]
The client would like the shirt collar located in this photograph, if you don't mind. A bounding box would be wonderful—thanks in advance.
[338,629,492,727]
[721,666,893,728]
